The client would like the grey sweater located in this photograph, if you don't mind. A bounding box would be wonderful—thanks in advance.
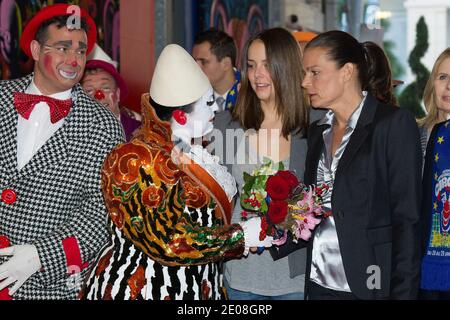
[224,151,305,295]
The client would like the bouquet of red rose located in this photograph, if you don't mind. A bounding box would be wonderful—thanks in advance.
[240,159,329,245]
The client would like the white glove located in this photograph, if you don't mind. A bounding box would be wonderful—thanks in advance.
[0,245,42,295]
[239,217,273,256]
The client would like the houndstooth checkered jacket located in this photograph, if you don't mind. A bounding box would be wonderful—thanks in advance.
[0,74,125,299]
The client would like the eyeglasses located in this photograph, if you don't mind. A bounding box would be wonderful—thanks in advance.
[85,88,115,98]
[42,44,87,59]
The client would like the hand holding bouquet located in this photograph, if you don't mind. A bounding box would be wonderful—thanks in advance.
[240,159,329,246]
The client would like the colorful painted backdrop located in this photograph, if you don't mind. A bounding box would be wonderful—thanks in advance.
[197,0,268,67]
[0,0,119,80]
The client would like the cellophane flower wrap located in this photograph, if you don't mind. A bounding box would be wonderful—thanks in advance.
[240,158,329,245]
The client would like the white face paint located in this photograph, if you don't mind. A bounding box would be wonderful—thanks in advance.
[171,86,216,143]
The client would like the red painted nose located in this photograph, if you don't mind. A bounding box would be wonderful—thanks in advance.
[94,90,105,101]
[172,110,187,125]
[71,61,78,67]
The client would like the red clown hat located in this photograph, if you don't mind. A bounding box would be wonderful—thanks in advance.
[20,4,97,59]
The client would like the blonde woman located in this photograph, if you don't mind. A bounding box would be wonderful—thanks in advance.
[420,47,450,300]
[418,48,450,156]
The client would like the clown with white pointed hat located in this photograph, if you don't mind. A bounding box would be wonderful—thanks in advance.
[82,44,141,141]
[80,44,272,300]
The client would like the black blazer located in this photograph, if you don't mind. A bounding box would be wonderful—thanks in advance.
[271,94,423,299]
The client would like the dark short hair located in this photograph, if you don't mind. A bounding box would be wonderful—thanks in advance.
[194,28,237,67]
[35,15,89,44]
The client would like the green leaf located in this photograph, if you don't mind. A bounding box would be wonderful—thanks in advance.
[243,172,252,184]
[260,200,268,213]
[253,176,268,190]
[243,184,251,193]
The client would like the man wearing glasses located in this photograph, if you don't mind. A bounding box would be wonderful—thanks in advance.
[0,4,124,299]
[82,45,141,141]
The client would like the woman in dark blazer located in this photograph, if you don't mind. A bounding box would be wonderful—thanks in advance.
[271,31,423,300]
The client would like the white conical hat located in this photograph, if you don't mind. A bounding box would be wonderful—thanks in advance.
[87,43,118,68]
[150,44,210,107]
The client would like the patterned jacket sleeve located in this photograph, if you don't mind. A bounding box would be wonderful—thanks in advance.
[33,118,125,287]
[103,141,245,267]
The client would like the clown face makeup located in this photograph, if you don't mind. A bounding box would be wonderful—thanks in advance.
[82,68,121,117]
[31,24,87,95]
[171,86,216,143]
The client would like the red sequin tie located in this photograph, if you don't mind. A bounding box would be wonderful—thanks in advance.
[13,92,72,124]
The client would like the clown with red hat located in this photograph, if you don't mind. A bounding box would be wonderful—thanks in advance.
[82,44,141,141]
[0,4,124,299]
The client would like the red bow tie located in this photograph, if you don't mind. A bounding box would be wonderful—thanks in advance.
[13,92,72,124]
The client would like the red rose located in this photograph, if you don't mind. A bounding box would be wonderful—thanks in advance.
[276,170,299,190]
[266,175,290,200]
[267,200,288,224]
